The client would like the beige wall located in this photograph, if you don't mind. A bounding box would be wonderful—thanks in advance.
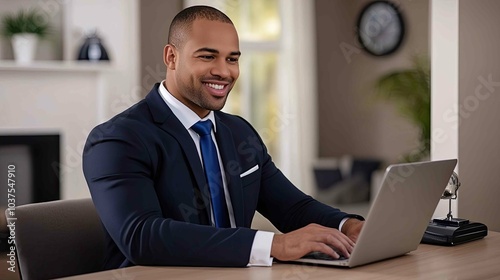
[139,0,183,97]
[458,0,500,231]
[315,0,429,164]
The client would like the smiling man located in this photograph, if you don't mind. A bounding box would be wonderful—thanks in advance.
[165,17,240,116]
[83,5,364,270]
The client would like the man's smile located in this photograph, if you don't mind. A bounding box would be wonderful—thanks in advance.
[203,81,230,97]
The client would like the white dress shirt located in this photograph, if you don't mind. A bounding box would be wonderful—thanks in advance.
[158,81,274,266]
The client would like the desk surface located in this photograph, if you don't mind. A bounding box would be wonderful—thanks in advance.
[62,231,500,280]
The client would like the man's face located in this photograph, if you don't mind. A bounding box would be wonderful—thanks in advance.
[165,19,240,118]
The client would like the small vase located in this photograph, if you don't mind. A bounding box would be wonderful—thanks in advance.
[77,30,110,61]
[11,33,38,63]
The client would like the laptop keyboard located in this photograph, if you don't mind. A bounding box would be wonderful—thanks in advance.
[303,251,348,261]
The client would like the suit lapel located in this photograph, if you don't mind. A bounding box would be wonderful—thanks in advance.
[145,84,211,225]
[214,114,245,227]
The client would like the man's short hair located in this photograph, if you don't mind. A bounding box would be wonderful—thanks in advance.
[168,6,233,48]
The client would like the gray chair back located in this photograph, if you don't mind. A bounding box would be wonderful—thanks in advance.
[11,198,105,280]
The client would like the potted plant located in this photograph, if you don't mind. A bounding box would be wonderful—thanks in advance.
[1,10,50,63]
[375,55,430,162]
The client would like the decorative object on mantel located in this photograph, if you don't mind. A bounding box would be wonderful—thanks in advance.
[77,29,110,61]
[374,54,430,162]
[1,9,51,63]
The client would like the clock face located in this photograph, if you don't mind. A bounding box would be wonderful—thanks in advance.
[357,1,405,56]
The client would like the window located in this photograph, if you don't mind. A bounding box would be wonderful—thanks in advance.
[185,0,282,161]
[184,0,317,194]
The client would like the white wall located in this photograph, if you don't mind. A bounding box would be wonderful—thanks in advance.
[430,0,459,218]
[64,0,140,122]
[0,0,140,200]
[0,68,102,199]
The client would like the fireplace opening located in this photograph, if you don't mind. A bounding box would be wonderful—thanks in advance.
[0,134,60,250]
[0,134,60,204]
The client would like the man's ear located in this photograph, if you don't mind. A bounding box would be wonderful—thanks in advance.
[163,44,177,70]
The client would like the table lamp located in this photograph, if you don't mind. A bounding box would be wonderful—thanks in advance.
[432,172,470,226]
[422,172,488,245]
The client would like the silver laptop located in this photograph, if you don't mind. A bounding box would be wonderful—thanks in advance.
[292,159,457,267]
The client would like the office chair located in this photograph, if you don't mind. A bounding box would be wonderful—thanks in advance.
[10,198,105,279]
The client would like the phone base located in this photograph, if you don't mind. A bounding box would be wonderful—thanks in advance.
[422,221,488,246]
[433,217,470,227]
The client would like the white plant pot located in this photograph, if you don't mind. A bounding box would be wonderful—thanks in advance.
[11,33,38,63]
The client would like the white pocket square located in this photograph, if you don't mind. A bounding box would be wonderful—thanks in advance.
[240,165,259,178]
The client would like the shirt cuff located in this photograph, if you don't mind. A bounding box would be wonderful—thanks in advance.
[339,217,350,232]
[339,214,365,232]
[247,231,274,267]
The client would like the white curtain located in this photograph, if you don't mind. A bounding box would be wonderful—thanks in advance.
[278,0,317,195]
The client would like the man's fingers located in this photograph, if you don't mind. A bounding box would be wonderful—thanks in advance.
[271,223,360,261]
[310,243,340,259]
[313,230,353,258]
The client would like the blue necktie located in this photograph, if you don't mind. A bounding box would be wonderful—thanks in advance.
[192,120,230,228]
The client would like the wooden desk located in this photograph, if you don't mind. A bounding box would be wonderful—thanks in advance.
[62,231,500,280]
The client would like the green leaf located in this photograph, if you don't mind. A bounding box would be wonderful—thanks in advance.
[1,9,51,38]
[375,54,430,162]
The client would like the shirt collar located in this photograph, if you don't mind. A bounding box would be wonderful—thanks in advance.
[158,81,217,131]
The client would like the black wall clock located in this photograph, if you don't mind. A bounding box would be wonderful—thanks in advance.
[357,1,405,56]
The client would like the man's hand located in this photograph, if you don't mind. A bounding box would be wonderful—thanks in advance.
[341,218,364,243]
[270,223,355,261]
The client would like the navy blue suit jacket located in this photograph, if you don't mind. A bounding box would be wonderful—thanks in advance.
[83,84,354,269]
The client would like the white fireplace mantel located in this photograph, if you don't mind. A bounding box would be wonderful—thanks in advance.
[0,60,113,72]
[0,0,141,201]
[0,62,115,199]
